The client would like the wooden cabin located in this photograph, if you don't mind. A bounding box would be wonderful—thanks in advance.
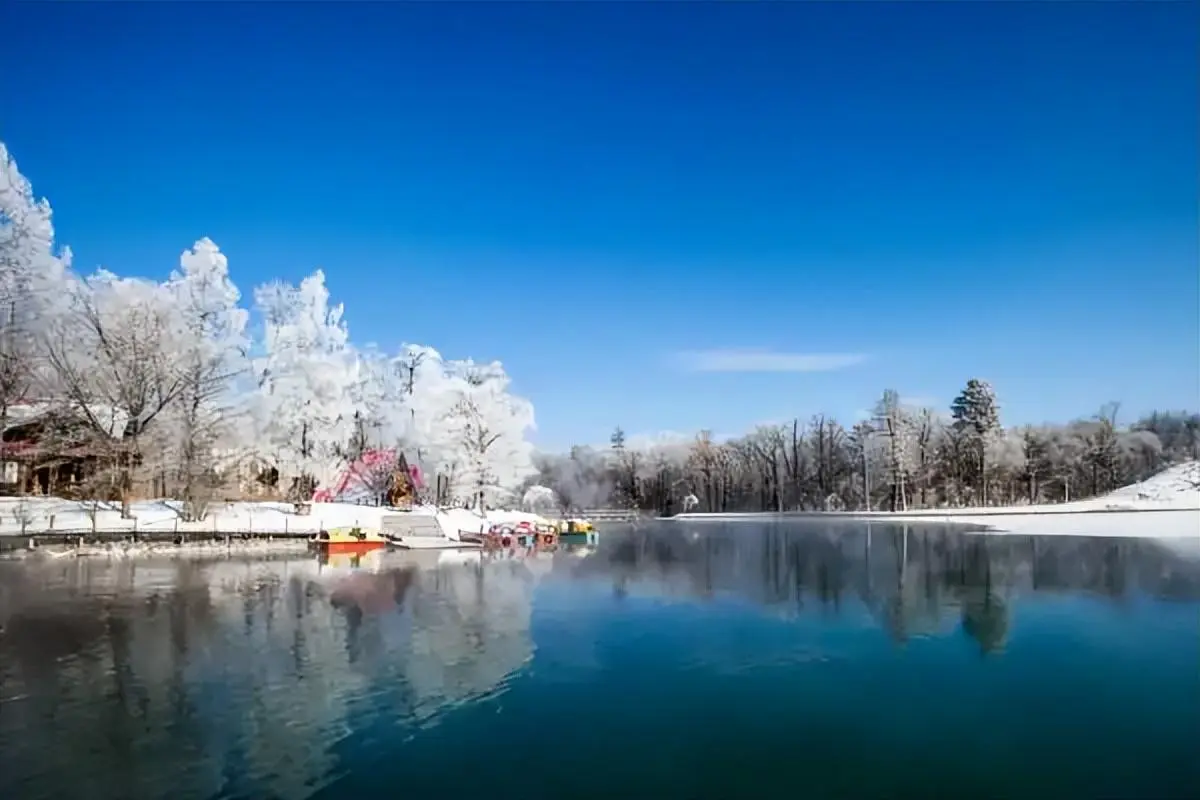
[0,405,126,498]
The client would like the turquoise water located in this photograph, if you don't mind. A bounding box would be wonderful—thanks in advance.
[1,522,1197,799]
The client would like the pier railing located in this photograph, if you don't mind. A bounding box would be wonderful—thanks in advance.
[579,508,642,523]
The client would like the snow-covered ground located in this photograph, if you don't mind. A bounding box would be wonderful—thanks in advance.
[0,496,551,540]
[672,461,1200,543]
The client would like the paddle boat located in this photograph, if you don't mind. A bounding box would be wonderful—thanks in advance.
[312,525,388,556]
[556,517,596,535]
[475,519,559,550]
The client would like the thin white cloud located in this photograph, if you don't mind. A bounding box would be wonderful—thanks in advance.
[674,348,868,374]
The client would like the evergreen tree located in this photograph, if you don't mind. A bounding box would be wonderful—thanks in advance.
[1020,428,1051,503]
[950,379,1001,505]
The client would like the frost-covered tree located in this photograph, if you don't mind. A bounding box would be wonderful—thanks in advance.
[848,420,879,510]
[522,446,613,513]
[521,485,559,514]
[0,143,72,431]
[0,136,545,509]
[0,144,71,324]
[441,359,535,509]
[872,389,916,511]
[910,407,940,507]
[390,345,462,490]
[608,425,645,508]
[163,239,249,519]
[253,270,356,500]
[45,272,185,515]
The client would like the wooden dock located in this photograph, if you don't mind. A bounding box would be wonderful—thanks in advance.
[0,529,316,554]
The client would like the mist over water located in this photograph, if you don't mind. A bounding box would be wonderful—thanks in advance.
[1,524,1197,800]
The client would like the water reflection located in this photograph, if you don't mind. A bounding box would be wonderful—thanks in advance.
[579,522,1200,653]
[0,548,587,800]
[0,525,1195,798]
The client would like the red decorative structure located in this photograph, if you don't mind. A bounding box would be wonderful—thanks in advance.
[313,448,424,507]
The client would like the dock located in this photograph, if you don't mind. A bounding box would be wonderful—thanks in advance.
[0,529,316,555]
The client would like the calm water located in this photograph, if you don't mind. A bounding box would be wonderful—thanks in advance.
[1,522,1197,800]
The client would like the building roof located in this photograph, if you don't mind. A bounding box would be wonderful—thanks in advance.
[2,402,129,440]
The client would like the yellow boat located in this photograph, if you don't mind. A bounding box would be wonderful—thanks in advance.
[555,518,596,535]
[312,525,387,555]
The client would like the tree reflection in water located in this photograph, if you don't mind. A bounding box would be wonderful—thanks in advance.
[0,553,544,800]
[576,521,1200,654]
[0,528,1195,798]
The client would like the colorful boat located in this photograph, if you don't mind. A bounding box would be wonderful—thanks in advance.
[478,519,559,549]
[312,525,388,555]
[556,517,596,535]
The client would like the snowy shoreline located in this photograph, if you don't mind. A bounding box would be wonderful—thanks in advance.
[667,507,1200,536]
[0,537,314,561]
[669,461,1200,542]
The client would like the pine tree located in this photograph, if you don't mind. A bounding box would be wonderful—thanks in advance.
[609,425,637,507]
[950,379,1001,505]
[1021,428,1051,503]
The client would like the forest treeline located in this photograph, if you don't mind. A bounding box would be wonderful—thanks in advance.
[523,381,1199,515]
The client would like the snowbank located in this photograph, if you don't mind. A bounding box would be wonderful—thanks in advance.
[432,507,488,538]
[0,495,556,542]
[670,462,1200,542]
[932,462,1199,540]
[0,497,421,536]
[1089,460,1200,509]
[485,509,552,527]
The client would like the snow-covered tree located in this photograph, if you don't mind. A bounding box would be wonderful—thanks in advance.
[523,446,613,513]
[872,389,916,511]
[0,143,73,428]
[44,271,184,515]
[0,143,72,323]
[521,485,559,514]
[162,239,250,519]
[253,270,357,499]
[390,345,459,478]
[0,136,546,510]
[440,359,535,509]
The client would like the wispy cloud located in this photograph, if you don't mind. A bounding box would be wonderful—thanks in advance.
[673,348,868,374]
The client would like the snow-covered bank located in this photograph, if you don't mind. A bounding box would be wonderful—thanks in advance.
[4,538,313,561]
[670,462,1200,542]
[0,495,552,544]
[0,497,393,536]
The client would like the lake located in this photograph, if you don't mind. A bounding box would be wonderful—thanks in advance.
[1,521,1197,799]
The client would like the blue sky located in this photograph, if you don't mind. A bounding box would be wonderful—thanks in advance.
[3,2,1197,450]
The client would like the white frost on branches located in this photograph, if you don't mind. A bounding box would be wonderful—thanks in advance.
[253,271,357,490]
[440,359,536,509]
[0,138,540,509]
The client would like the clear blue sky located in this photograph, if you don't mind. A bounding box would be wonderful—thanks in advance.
[3,2,1197,449]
